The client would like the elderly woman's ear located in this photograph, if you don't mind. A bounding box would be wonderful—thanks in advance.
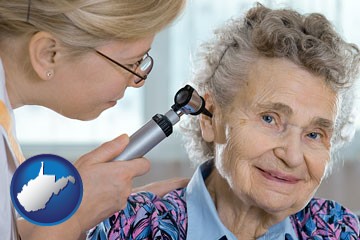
[199,93,215,142]
[199,93,227,144]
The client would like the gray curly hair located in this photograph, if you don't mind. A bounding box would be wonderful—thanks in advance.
[180,3,360,175]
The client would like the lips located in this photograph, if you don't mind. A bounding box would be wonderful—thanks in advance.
[256,167,300,184]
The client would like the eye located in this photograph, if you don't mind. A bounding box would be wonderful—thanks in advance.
[126,59,142,69]
[262,114,275,125]
[306,132,322,140]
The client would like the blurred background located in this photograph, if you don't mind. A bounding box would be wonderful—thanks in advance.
[15,0,360,213]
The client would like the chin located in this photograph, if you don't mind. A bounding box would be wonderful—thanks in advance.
[63,110,102,121]
[62,102,114,120]
[78,115,99,121]
[255,193,300,213]
[82,111,104,121]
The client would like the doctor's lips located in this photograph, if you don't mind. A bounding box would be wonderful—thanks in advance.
[256,167,301,184]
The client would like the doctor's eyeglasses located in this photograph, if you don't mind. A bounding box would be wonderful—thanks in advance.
[95,50,154,84]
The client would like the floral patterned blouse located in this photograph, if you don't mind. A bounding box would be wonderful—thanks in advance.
[87,161,359,240]
[87,190,359,239]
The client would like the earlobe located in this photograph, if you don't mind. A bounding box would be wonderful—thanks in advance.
[28,31,58,81]
[200,93,215,142]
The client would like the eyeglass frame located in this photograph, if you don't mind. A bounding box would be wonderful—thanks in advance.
[95,50,153,84]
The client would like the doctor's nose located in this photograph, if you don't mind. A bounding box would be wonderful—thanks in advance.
[129,76,146,88]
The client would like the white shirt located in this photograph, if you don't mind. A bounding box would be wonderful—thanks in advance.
[0,58,21,240]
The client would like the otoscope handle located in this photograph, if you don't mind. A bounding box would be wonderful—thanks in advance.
[114,109,180,161]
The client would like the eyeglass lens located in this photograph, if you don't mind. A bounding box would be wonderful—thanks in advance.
[134,55,153,84]
[139,56,153,75]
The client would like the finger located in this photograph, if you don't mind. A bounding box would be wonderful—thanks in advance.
[77,134,130,165]
[113,157,151,178]
[132,177,190,197]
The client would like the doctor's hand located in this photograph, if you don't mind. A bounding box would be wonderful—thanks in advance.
[19,134,189,240]
[74,134,189,235]
[73,134,150,234]
[19,134,149,240]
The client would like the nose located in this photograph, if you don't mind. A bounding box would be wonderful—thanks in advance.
[273,127,304,168]
[128,76,145,88]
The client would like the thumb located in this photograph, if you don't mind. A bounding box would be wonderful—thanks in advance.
[76,134,130,165]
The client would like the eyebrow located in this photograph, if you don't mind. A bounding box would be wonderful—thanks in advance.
[132,47,151,60]
[256,102,293,116]
[256,102,334,132]
[310,117,334,133]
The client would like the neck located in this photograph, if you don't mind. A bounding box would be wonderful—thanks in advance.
[3,64,24,109]
[205,169,283,239]
[0,38,42,109]
[1,52,43,109]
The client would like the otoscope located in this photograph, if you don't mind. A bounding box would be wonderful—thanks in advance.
[115,85,212,161]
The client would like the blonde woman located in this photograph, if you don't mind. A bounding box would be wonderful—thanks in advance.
[0,0,186,239]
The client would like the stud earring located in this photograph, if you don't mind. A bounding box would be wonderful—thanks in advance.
[46,70,54,79]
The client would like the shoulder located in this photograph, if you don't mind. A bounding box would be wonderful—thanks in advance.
[87,188,188,240]
[128,187,187,212]
[291,197,360,239]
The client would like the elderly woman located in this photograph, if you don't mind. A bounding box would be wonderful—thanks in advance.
[88,4,360,240]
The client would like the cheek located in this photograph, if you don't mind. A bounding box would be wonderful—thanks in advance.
[225,122,275,160]
[82,57,129,92]
[216,134,256,202]
[83,69,127,98]
[217,126,255,186]
[59,74,122,118]
[305,151,329,183]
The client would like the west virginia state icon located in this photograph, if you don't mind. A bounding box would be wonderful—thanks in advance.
[10,154,83,226]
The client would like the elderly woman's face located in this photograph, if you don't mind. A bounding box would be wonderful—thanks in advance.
[214,57,337,215]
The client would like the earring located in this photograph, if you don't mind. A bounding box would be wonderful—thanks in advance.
[46,70,54,79]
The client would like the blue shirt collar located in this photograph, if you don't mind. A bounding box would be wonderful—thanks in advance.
[186,160,298,240]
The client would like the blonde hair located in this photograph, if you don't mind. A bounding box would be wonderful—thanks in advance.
[0,0,185,49]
